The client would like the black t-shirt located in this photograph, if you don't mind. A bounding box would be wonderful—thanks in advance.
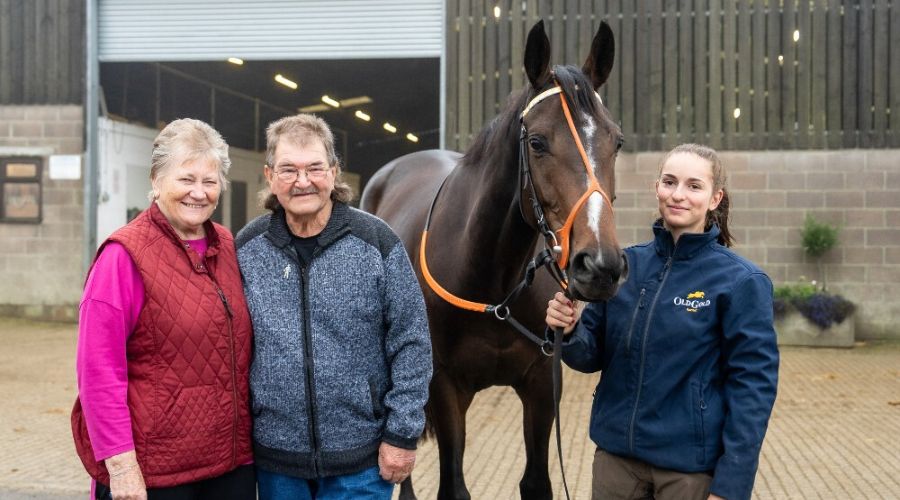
[291,234,319,266]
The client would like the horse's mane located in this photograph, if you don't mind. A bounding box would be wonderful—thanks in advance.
[461,65,599,168]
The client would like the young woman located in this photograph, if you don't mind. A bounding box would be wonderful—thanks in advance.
[546,144,779,500]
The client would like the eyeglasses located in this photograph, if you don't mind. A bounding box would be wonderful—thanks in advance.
[272,165,332,182]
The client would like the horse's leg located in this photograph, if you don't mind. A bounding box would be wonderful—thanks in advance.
[399,475,416,500]
[514,361,556,500]
[431,369,475,500]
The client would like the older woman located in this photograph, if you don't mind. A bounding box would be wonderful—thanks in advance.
[71,118,254,500]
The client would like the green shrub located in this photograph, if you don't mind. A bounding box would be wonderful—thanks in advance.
[801,214,840,290]
[801,214,839,258]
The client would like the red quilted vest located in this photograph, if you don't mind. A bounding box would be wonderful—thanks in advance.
[71,203,253,488]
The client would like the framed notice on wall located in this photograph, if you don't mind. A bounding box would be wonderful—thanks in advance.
[1,157,42,223]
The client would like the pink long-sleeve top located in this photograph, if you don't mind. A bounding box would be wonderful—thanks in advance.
[76,238,207,461]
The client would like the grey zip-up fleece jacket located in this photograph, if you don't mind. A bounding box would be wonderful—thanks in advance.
[235,202,432,479]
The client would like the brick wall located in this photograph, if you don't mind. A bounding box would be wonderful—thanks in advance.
[614,149,900,340]
[0,105,84,321]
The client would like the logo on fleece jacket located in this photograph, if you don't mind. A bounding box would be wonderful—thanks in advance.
[673,290,711,313]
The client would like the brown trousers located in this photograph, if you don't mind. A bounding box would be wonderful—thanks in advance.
[592,449,713,500]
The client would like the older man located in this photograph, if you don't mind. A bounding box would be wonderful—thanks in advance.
[236,114,431,499]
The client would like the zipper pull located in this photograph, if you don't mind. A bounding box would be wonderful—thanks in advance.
[217,288,234,318]
[659,257,672,281]
[283,265,291,279]
[638,288,646,308]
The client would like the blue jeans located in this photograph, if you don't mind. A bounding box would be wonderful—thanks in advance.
[257,466,393,500]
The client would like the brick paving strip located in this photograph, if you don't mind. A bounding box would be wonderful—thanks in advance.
[0,318,897,499]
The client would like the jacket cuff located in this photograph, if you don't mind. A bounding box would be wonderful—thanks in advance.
[710,457,758,500]
[382,432,418,450]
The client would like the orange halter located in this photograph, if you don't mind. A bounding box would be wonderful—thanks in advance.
[420,81,614,314]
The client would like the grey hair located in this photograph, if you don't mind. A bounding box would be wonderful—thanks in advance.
[260,113,353,210]
[148,118,231,201]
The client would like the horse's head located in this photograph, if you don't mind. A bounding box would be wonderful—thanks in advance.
[518,20,626,302]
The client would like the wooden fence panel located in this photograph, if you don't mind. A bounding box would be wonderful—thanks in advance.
[679,0,695,145]
[826,0,843,148]
[635,1,651,150]
[892,0,900,147]
[497,1,511,105]
[458,0,471,149]
[782,0,796,149]
[446,1,459,150]
[708,0,722,149]
[646,0,663,151]
[797,0,811,149]
[811,0,827,149]
[723,0,737,150]
[565,0,579,64]
[842,0,858,148]
[767,2,782,148]
[858,0,873,148]
[872,0,888,147]
[470,0,484,136]
[0,0,84,105]
[604,0,622,129]
[579,0,593,61]
[551,0,564,64]
[752,0,767,149]
[737,0,753,149]
[620,1,636,149]
[694,0,708,146]
[444,0,898,151]
[485,1,498,120]
[510,0,524,95]
[663,0,678,150]
[0,0,13,103]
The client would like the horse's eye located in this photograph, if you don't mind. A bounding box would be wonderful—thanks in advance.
[528,136,547,153]
[615,136,625,152]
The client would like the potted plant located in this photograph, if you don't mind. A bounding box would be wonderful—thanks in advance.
[772,215,856,347]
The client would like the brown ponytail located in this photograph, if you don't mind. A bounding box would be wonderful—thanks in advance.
[707,188,734,247]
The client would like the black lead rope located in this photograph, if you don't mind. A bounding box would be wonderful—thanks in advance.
[553,324,570,500]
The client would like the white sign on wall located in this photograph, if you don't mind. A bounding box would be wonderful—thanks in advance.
[48,155,82,180]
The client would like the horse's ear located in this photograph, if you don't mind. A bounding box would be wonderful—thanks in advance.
[582,20,615,90]
[524,20,551,89]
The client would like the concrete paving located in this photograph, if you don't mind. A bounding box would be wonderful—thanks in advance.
[1,317,898,499]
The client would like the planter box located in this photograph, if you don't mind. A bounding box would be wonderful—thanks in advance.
[774,311,855,347]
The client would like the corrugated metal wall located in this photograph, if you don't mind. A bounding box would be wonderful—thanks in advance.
[0,0,85,104]
[98,0,443,61]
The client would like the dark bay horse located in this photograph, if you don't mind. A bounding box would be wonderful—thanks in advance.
[361,21,624,499]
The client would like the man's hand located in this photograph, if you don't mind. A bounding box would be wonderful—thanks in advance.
[708,494,726,500]
[378,442,416,484]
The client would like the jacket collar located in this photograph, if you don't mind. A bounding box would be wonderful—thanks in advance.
[652,218,720,260]
[147,201,220,258]
[265,201,352,251]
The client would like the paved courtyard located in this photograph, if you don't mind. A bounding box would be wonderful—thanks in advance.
[0,317,898,499]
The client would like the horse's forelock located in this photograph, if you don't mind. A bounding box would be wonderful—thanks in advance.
[551,65,600,117]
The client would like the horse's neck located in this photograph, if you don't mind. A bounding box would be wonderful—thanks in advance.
[443,142,538,287]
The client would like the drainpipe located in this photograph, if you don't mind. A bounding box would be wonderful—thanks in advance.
[439,0,446,150]
[83,0,99,273]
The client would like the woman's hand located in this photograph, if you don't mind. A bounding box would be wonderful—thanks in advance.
[545,292,584,335]
[105,450,147,500]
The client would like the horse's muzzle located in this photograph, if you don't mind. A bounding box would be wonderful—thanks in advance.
[567,249,627,302]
